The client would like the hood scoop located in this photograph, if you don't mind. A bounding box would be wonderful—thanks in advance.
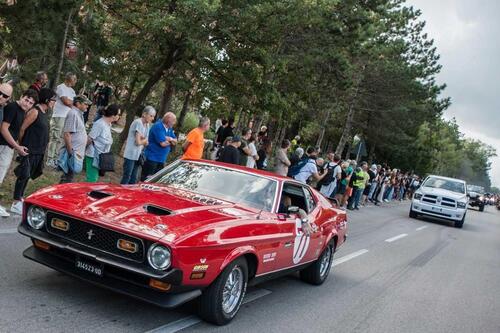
[88,190,113,200]
[144,204,172,216]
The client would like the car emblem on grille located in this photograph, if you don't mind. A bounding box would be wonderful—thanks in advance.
[87,229,95,240]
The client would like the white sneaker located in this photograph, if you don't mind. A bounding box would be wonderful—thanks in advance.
[0,205,10,218]
[10,201,23,215]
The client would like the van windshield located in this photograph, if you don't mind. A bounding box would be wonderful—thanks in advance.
[423,177,465,194]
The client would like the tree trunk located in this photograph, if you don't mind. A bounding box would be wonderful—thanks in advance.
[368,141,376,164]
[119,47,182,144]
[51,7,74,89]
[158,79,175,118]
[316,107,333,149]
[177,90,191,128]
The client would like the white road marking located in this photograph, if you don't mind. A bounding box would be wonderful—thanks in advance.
[416,226,428,231]
[0,228,17,235]
[385,233,408,243]
[332,249,369,267]
[145,288,272,333]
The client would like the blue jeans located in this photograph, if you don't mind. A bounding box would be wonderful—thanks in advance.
[121,158,140,184]
[353,187,364,208]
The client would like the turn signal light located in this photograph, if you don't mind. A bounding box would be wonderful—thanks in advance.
[149,279,171,291]
[33,239,50,251]
[117,239,138,253]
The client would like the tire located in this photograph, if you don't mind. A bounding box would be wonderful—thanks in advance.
[409,207,417,219]
[454,215,465,228]
[479,205,484,212]
[198,258,248,325]
[300,243,334,285]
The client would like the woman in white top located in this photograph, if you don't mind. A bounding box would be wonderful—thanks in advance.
[246,134,259,168]
[120,106,156,184]
[85,104,120,182]
[274,139,291,176]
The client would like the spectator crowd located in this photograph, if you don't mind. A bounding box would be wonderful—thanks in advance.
[0,71,419,217]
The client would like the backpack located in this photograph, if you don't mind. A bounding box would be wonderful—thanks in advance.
[320,163,340,186]
[288,158,314,177]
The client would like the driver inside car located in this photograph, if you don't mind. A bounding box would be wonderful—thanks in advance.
[278,195,315,236]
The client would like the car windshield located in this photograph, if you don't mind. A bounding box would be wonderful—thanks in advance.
[466,185,485,194]
[147,161,278,211]
[423,177,465,194]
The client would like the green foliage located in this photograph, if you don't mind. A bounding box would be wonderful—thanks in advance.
[0,0,495,186]
[179,112,199,134]
[413,118,496,189]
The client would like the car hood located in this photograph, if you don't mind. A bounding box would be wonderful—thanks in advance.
[26,183,258,244]
[419,186,467,201]
[468,191,482,198]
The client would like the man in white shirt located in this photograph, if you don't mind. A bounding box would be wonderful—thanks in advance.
[293,147,326,184]
[46,72,77,167]
[320,153,342,198]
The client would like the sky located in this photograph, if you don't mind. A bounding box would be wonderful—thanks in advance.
[408,0,500,188]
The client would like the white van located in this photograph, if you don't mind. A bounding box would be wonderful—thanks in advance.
[409,175,468,228]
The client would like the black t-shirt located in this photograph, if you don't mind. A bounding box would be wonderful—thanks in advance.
[0,102,25,148]
[218,145,240,165]
[256,149,267,169]
[368,170,376,182]
[215,126,225,144]
[97,85,112,107]
[21,106,49,154]
[221,126,234,144]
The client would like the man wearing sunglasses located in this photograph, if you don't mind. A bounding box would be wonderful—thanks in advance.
[0,89,38,217]
[0,83,13,124]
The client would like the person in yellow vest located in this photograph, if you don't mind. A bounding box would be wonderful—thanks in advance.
[347,161,369,210]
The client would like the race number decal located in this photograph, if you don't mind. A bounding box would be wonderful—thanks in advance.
[292,218,310,264]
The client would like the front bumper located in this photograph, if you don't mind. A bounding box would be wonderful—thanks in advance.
[19,224,201,308]
[411,200,465,221]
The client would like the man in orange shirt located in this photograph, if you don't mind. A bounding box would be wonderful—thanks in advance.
[182,116,210,160]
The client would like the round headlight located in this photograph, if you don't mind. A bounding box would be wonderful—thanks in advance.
[27,206,46,230]
[147,244,171,270]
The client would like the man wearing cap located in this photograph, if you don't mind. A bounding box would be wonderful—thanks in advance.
[217,136,241,165]
[47,72,77,168]
[59,95,91,183]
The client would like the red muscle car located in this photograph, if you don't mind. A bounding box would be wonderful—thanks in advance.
[18,159,347,325]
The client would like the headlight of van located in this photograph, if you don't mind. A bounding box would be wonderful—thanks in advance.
[457,202,467,209]
[414,193,423,200]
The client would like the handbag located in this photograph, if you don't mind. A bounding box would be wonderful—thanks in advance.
[98,152,115,172]
[138,151,146,166]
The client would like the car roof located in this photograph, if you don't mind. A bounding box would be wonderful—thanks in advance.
[425,175,466,184]
[183,159,291,182]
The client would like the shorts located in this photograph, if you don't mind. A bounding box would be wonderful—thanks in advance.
[337,183,347,195]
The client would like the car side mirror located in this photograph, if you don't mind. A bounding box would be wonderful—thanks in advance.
[287,206,299,213]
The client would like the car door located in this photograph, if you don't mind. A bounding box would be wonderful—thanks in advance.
[300,186,324,262]
[273,183,322,269]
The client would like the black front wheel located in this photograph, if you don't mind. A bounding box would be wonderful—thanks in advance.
[454,215,465,228]
[409,206,418,219]
[198,258,248,325]
[300,243,334,285]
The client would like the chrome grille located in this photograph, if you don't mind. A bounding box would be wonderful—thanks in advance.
[45,211,145,262]
[422,195,456,208]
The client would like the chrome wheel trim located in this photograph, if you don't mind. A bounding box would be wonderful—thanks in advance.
[319,246,332,277]
[222,266,244,314]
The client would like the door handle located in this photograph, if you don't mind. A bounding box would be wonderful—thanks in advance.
[284,241,292,248]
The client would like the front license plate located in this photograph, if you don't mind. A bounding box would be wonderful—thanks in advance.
[75,258,104,277]
[432,206,442,212]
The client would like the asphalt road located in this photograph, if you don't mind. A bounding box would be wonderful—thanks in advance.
[1,202,499,333]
